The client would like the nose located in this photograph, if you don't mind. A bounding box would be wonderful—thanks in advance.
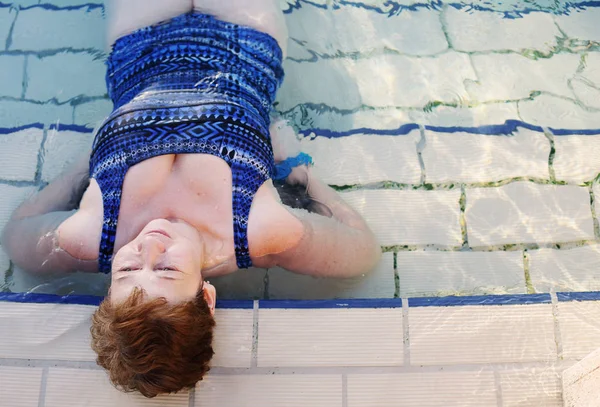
[138,235,167,263]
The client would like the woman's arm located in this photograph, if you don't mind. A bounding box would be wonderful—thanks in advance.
[269,166,382,278]
[1,155,99,274]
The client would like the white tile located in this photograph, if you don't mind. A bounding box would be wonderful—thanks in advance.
[410,304,556,365]
[0,55,25,98]
[287,5,446,56]
[558,300,600,359]
[10,8,105,51]
[196,374,342,407]
[45,368,188,407]
[555,8,600,42]
[347,371,497,407]
[571,77,600,110]
[258,308,403,367]
[466,182,594,247]
[211,309,253,368]
[41,129,93,182]
[0,7,16,43]
[0,128,44,181]
[499,367,562,407]
[422,128,550,183]
[0,302,96,361]
[409,102,520,127]
[518,94,600,130]
[73,98,113,127]
[563,347,600,407]
[529,247,600,293]
[578,52,600,87]
[0,185,37,232]
[267,252,394,299]
[26,53,107,103]
[0,367,43,407]
[342,189,462,246]
[398,251,526,297]
[445,7,560,52]
[0,100,74,128]
[300,132,421,185]
[277,53,476,111]
[351,53,476,109]
[553,135,600,183]
[284,107,412,133]
[468,53,579,102]
[277,59,361,112]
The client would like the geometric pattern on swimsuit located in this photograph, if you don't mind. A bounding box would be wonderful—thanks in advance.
[90,12,284,273]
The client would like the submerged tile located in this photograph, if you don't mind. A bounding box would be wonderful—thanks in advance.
[466,182,594,246]
[211,309,253,368]
[267,252,394,299]
[529,247,600,293]
[499,367,562,407]
[341,189,462,246]
[422,128,550,183]
[300,131,421,185]
[518,94,600,130]
[553,134,600,183]
[0,128,44,182]
[41,130,93,182]
[398,250,526,297]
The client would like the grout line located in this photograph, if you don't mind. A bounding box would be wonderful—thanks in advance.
[37,367,48,407]
[4,7,19,51]
[21,54,29,99]
[494,370,503,407]
[251,299,259,368]
[438,4,454,50]
[550,292,564,361]
[402,297,410,367]
[393,251,400,298]
[0,358,100,369]
[543,128,556,182]
[188,386,196,407]
[523,250,535,294]
[459,184,469,249]
[207,360,576,375]
[34,125,49,184]
[416,125,427,185]
[342,374,348,407]
[588,182,600,239]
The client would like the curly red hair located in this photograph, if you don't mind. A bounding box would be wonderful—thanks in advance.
[90,288,216,398]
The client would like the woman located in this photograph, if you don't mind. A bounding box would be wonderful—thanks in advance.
[1,0,381,398]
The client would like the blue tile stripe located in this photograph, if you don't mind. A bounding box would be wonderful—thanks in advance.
[258,298,403,309]
[5,292,596,308]
[557,291,600,302]
[408,293,552,307]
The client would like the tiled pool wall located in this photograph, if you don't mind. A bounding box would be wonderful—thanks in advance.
[1,292,599,406]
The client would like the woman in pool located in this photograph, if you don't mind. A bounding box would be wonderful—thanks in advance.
[1,0,380,398]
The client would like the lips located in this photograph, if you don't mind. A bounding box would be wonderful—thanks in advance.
[146,229,171,238]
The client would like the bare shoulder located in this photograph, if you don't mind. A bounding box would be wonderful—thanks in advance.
[248,181,305,265]
[56,179,103,261]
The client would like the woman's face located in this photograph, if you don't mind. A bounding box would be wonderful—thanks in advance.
[110,219,210,304]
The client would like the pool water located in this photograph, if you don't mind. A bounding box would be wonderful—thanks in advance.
[3,0,599,299]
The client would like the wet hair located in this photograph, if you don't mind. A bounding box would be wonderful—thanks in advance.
[90,287,216,398]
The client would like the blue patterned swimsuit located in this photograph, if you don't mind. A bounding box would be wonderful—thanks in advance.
[90,12,284,273]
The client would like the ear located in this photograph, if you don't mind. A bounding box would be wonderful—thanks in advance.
[202,281,217,316]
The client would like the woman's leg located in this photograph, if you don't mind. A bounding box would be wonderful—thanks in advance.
[192,0,288,56]
[105,0,193,47]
